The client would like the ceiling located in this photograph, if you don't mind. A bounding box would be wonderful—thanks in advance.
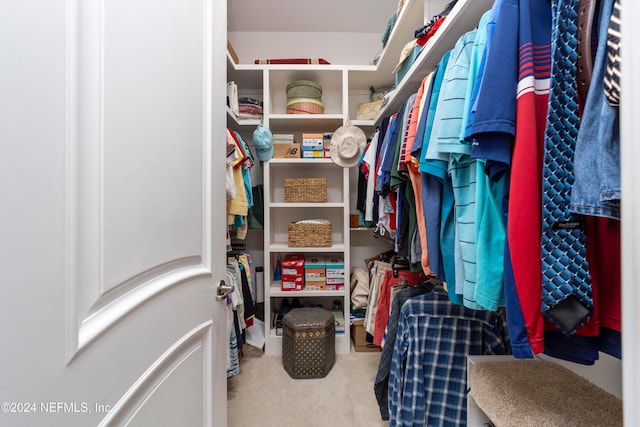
[227,0,398,33]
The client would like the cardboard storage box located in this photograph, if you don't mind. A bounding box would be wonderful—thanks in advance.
[323,133,333,158]
[305,269,326,279]
[325,277,344,291]
[282,254,305,275]
[326,277,344,285]
[302,150,324,158]
[282,254,305,268]
[304,278,326,290]
[273,143,301,158]
[281,275,304,291]
[302,133,324,150]
[351,319,381,352]
[325,257,345,278]
[305,255,326,271]
[304,255,326,290]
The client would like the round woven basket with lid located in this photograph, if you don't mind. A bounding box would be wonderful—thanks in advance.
[286,97,324,114]
[286,80,323,100]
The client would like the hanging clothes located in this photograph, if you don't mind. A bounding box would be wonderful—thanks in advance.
[374,281,435,421]
[364,260,392,338]
[372,267,429,346]
[368,0,621,374]
[469,0,551,355]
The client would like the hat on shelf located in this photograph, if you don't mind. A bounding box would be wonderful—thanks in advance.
[329,124,366,168]
[253,124,274,162]
[392,39,419,74]
[286,80,322,100]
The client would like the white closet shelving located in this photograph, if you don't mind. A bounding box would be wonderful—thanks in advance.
[227,61,381,355]
[264,158,350,354]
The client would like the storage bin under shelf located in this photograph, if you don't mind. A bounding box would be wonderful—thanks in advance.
[268,160,344,204]
[288,222,332,248]
[284,178,327,202]
[268,207,345,248]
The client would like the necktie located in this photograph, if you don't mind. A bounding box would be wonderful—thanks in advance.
[540,0,592,334]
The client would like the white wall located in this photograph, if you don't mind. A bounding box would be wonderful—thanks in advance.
[228,31,384,65]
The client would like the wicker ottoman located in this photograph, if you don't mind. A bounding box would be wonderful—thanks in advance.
[282,307,335,379]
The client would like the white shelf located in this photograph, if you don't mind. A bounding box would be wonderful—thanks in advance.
[226,107,261,128]
[271,202,345,208]
[268,158,333,164]
[375,0,494,121]
[269,113,344,121]
[268,243,346,253]
[350,119,376,128]
[369,0,426,85]
[269,283,346,298]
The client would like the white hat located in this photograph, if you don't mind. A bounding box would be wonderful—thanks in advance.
[329,125,366,168]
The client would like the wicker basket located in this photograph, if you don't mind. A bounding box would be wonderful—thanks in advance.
[356,98,384,120]
[284,178,327,203]
[286,98,324,114]
[286,80,322,99]
[288,222,331,247]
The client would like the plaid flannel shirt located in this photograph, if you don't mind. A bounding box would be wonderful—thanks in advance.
[388,286,510,426]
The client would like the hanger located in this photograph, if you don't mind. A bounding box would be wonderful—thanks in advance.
[228,237,246,257]
[373,226,395,245]
[391,255,410,278]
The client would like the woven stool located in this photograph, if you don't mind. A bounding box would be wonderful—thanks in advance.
[282,307,335,379]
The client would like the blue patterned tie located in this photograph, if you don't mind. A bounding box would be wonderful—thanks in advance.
[541,0,592,334]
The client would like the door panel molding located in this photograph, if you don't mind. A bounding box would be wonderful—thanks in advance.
[65,0,213,362]
[97,320,214,426]
[88,256,205,314]
[78,263,211,353]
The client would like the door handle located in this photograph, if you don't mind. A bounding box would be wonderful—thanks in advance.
[215,279,234,301]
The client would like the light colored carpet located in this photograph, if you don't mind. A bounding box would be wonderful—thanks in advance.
[227,350,389,427]
[469,359,623,427]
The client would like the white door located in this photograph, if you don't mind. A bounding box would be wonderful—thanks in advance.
[0,0,228,426]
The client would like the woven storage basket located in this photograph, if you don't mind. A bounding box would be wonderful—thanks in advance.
[288,222,331,247]
[286,98,324,114]
[284,178,327,203]
[356,98,384,120]
[286,80,322,99]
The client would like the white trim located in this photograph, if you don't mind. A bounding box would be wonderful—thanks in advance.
[97,321,213,426]
[76,264,211,356]
[620,1,638,424]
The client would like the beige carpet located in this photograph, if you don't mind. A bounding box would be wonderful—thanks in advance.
[469,359,623,427]
[227,350,389,427]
